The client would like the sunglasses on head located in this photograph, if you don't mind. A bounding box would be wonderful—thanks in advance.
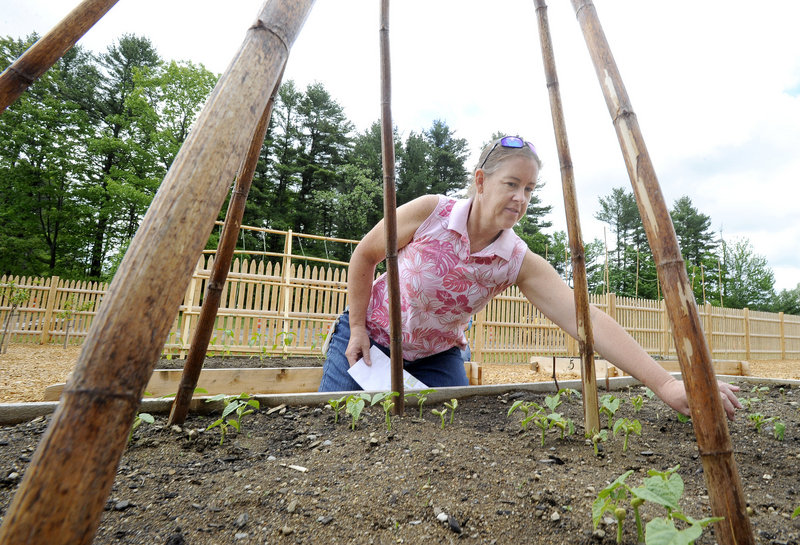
[479,136,538,170]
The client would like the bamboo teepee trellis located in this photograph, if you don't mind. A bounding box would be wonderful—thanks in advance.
[0,1,753,544]
[0,2,315,543]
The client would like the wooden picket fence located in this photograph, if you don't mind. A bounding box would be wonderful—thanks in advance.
[3,230,800,363]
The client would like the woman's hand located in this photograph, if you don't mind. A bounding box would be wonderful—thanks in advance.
[345,326,373,367]
[658,378,742,421]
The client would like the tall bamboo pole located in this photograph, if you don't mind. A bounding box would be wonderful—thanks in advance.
[0,0,120,114]
[167,66,286,427]
[379,0,404,415]
[570,1,753,543]
[533,0,600,434]
[0,2,315,543]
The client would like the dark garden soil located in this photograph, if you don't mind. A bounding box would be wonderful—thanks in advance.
[2,357,800,544]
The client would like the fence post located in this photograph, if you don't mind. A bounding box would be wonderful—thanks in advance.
[779,311,785,359]
[704,302,714,358]
[39,276,59,345]
[280,230,294,356]
[660,298,669,358]
[743,308,751,360]
[179,259,201,357]
[473,307,486,363]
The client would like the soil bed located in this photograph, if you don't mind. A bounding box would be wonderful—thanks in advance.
[2,365,800,544]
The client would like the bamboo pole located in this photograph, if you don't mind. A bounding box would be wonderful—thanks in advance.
[533,0,600,434]
[379,0,404,415]
[569,1,753,543]
[0,2,315,544]
[0,0,120,114]
[168,66,285,426]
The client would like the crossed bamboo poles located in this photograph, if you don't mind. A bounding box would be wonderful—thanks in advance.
[0,1,753,544]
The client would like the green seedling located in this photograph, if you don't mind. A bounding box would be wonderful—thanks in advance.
[643,387,656,400]
[676,412,691,423]
[548,412,575,441]
[444,398,458,424]
[792,506,800,519]
[544,392,562,413]
[557,388,581,402]
[379,393,399,431]
[773,419,786,441]
[406,388,436,419]
[432,408,448,429]
[747,412,776,434]
[345,393,371,430]
[591,429,608,456]
[206,393,260,445]
[612,418,642,452]
[751,385,770,401]
[128,412,154,444]
[630,395,645,413]
[507,400,543,431]
[600,394,623,429]
[327,396,347,424]
[593,470,641,543]
[594,465,722,544]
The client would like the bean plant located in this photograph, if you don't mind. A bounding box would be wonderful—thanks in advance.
[600,394,623,429]
[327,396,347,423]
[128,412,154,444]
[612,418,642,452]
[379,393,399,431]
[593,465,722,544]
[206,393,260,445]
[406,388,436,418]
[444,398,458,424]
[590,429,608,456]
[432,408,448,429]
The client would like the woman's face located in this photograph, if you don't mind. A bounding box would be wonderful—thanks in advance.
[477,155,539,230]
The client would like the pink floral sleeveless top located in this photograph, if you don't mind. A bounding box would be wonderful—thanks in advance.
[365,195,528,360]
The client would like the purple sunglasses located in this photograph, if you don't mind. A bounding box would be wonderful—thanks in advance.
[479,136,538,170]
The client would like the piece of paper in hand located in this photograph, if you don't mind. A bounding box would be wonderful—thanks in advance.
[347,345,428,391]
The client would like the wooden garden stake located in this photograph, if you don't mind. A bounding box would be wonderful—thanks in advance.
[0,0,120,114]
[167,66,286,427]
[0,2,315,543]
[533,0,600,435]
[569,1,754,543]
[379,0,404,415]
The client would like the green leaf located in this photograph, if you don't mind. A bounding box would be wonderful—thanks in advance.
[138,413,155,424]
[227,418,241,431]
[634,473,684,511]
[644,517,702,545]
[222,401,240,419]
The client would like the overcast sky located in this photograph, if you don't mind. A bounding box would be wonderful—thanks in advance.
[3,1,799,291]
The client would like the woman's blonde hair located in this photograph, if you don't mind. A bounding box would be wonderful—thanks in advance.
[466,136,542,197]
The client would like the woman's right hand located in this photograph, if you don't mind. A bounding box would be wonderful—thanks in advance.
[345,326,373,367]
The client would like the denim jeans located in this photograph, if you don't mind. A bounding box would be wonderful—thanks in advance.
[318,311,469,392]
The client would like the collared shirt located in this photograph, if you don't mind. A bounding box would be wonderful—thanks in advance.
[365,195,528,360]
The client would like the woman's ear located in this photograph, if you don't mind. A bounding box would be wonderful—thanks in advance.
[475,169,485,194]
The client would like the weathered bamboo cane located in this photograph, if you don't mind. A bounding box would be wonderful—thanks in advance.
[0,0,120,114]
[0,2,315,544]
[569,1,753,543]
[379,0,405,415]
[533,0,600,435]
[167,66,286,427]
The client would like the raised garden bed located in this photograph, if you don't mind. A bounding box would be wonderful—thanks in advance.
[2,374,799,544]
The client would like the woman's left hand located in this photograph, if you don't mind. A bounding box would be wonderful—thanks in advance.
[660,379,742,421]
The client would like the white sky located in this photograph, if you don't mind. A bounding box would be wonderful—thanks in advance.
[3,1,800,291]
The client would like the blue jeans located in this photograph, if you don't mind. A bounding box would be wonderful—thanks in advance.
[318,311,469,392]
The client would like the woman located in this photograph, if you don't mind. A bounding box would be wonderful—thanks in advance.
[319,135,741,420]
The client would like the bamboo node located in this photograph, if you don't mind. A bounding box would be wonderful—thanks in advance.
[63,387,141,406]
[698,448,733,458]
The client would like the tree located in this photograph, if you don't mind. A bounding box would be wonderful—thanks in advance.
[85,34,161,279]
[424,119,469,196]
[0,35,98,278]
[770,284,800,316]
[594,187,646,296]
[721,238,776,310]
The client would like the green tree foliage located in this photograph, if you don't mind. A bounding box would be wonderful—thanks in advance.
[721,238,776,310]
[0,35,98,278]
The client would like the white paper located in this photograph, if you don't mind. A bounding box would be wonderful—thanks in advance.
[347,345,428,391]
